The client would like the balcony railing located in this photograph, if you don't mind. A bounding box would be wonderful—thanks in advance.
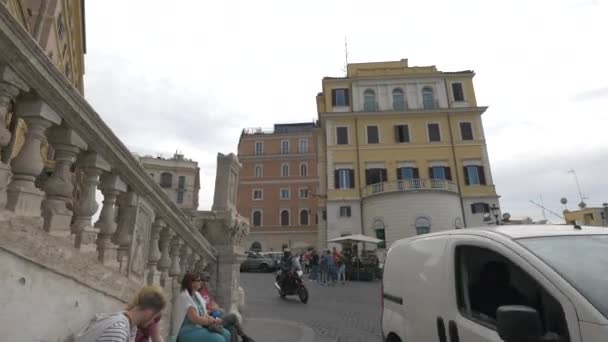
[363,178,458,197]
[364,101,378,112]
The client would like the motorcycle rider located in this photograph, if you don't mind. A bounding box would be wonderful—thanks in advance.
[276,249,301,289]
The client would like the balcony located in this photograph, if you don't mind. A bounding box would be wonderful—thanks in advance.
[363,178,458,197]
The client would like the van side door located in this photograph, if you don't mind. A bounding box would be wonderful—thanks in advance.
[442,235,581,342]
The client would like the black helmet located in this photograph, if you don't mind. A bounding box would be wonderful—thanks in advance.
[283,248,292,258]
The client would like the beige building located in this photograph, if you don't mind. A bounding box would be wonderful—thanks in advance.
[564,206,608,227]
[237,123,319,252]
[138,152,200,212]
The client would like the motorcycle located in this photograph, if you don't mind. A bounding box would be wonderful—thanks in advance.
[274,269,309,303]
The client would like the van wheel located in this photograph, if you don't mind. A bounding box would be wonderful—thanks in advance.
[386,333,401,342]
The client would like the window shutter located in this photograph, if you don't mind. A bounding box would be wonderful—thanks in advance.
[331,89,337,106]
[404,126,410,142]
[479,166,487,185]
[349,170,355,188]
[347,207,352,217]
[463,167,470,185]
[344,89,350,106]
[334,170,340,189]
[394,126,400,142]
[445,167,452,181]
[471,204,478,214]
[396,168,402,180]
[381,169,388,182]
[413,168,420,179]
[365,169,371,185]
[428,167,434,179]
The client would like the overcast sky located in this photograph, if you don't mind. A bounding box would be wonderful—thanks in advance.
[84,0,608,222]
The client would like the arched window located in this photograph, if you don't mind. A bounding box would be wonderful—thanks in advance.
[392,88,405,110]
[373,219,386,249]
[281,164,289,177]
[300,163,308,177]
[250,241,262,252]
[281,210,290,226]
[422,87,435,109]
[160,172,173,188]
[415,216,431,235]
[252,210,262,227]
[300,209,309,226]
[364,89,377,111]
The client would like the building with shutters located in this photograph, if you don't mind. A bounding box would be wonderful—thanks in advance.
[236,123,319,252]
[315,59,500,253]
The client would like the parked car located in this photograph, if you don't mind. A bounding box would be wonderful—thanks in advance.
[260,251,283,269]
[382,225,608,342]
[240,251,276,272]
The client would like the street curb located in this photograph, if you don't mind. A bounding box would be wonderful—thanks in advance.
[245,317,316,342]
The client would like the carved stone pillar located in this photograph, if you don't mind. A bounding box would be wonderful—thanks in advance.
[42,126,86,236]
[94,172,127,265]
[180,244,191,276]
[0,65,29,212]
[71,152,111,250]
[157,224,173,288]
[187,248,197,273]
[194,254,207,275]
[169,235,183,279]
[114,191,137,273]
[146,217,164,285]
[7,95,61,216]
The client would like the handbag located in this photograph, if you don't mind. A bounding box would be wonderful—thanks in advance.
[206,322,224,334]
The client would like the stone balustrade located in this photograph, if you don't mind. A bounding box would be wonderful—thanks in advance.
[0,5,248,341]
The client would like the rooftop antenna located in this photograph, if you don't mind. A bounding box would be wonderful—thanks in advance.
[539,195,547,220]
[343,36,348,77]
[529,200,565,221]
[568,169,588,208]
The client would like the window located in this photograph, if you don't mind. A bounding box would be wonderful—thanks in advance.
[178,176,186,189]
[281,163,289,177]
[363,89,377,111]
[300,163,308,177]
[392,88,405,110]
[396,167,419,180]
[455,245,570,339]
[429,166,452,180]
[464,166,487,185]
[255,141,263,155]
[415,217,431,235]
[176,191,184,204]
[280,210,290,226]
[365,168,388,185]
[471,202,490,214]
[160,172,173,188]
[252,211,262,227]
[322,210,327,220]
[460,122,474,140]
[394,125,410,143]
[422,87,435,109]
[336,127,349,145]
[334,169,355,189]
[300,209,309,226]
[252,189,263,200]
[299,188,309,199]
[339,206,352,217]
[331,88,350,107]
[374,220,386,249]
[367,126,379,144]
[281,140,289,154]
[255,165,263,178]
[428,123,441,142]
[280,188,290,199]
[299,139,309,153]
[452,82,464,102]
[250,241,262,251]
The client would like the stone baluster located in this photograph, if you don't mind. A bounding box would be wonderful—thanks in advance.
[114,190,137,273]
[157,224,173,288]
[180,244,191,276]
[187,248,197,273]
[169,235,183,279]
[0,65,29,211]
[71,152,111,250]
[146,217,164,285]
[94,172,127,265]
[42,126,87,236]
[8,95,62,217]
[194,254,207,275]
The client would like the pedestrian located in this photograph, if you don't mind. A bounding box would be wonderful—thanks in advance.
[74,286,166,342]
[326,250,336,286]
[336,253,347,285]
[319,250,329,285]
[309,250,319,281]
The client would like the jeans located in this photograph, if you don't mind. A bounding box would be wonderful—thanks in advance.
[309,265,319,280]
[337,264,346,282]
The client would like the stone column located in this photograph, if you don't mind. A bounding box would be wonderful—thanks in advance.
[157,224,173,288]
[146,217,164,285]
[71,152,111,250]
[187,248,197,273]
[95,172,127,265]
[194,254,207,275]
[8,95,61,216]
[169,235,183,279]
[0,65,29,213]
[114,191,137,273]
[42,126,87,236]
[180,244,191,276]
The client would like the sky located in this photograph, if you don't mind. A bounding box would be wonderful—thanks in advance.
[83,0,608,222]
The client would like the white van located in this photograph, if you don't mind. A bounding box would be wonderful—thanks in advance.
[381,225,608,342]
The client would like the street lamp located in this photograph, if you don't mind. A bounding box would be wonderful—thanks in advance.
[490,204,501,225]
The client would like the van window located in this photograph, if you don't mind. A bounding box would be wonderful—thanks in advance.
[455,245,570,340]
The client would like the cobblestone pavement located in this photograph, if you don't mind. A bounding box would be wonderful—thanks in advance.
[240,272,383,342]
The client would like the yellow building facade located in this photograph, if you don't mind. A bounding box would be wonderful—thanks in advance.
[316,59,500,251]
[564,207,608,227]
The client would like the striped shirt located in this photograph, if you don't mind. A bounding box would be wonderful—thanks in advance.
[97,314,137,342]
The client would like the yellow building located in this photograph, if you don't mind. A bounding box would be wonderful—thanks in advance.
[564,206,608,227]
[5,0,86,173]
[316,59,500,251]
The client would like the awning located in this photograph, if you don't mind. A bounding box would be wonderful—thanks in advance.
[327,234,382,244]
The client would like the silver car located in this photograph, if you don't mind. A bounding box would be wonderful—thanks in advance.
[240,251,276,272]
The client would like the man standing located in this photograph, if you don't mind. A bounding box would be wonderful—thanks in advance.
[198,272,255,342]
